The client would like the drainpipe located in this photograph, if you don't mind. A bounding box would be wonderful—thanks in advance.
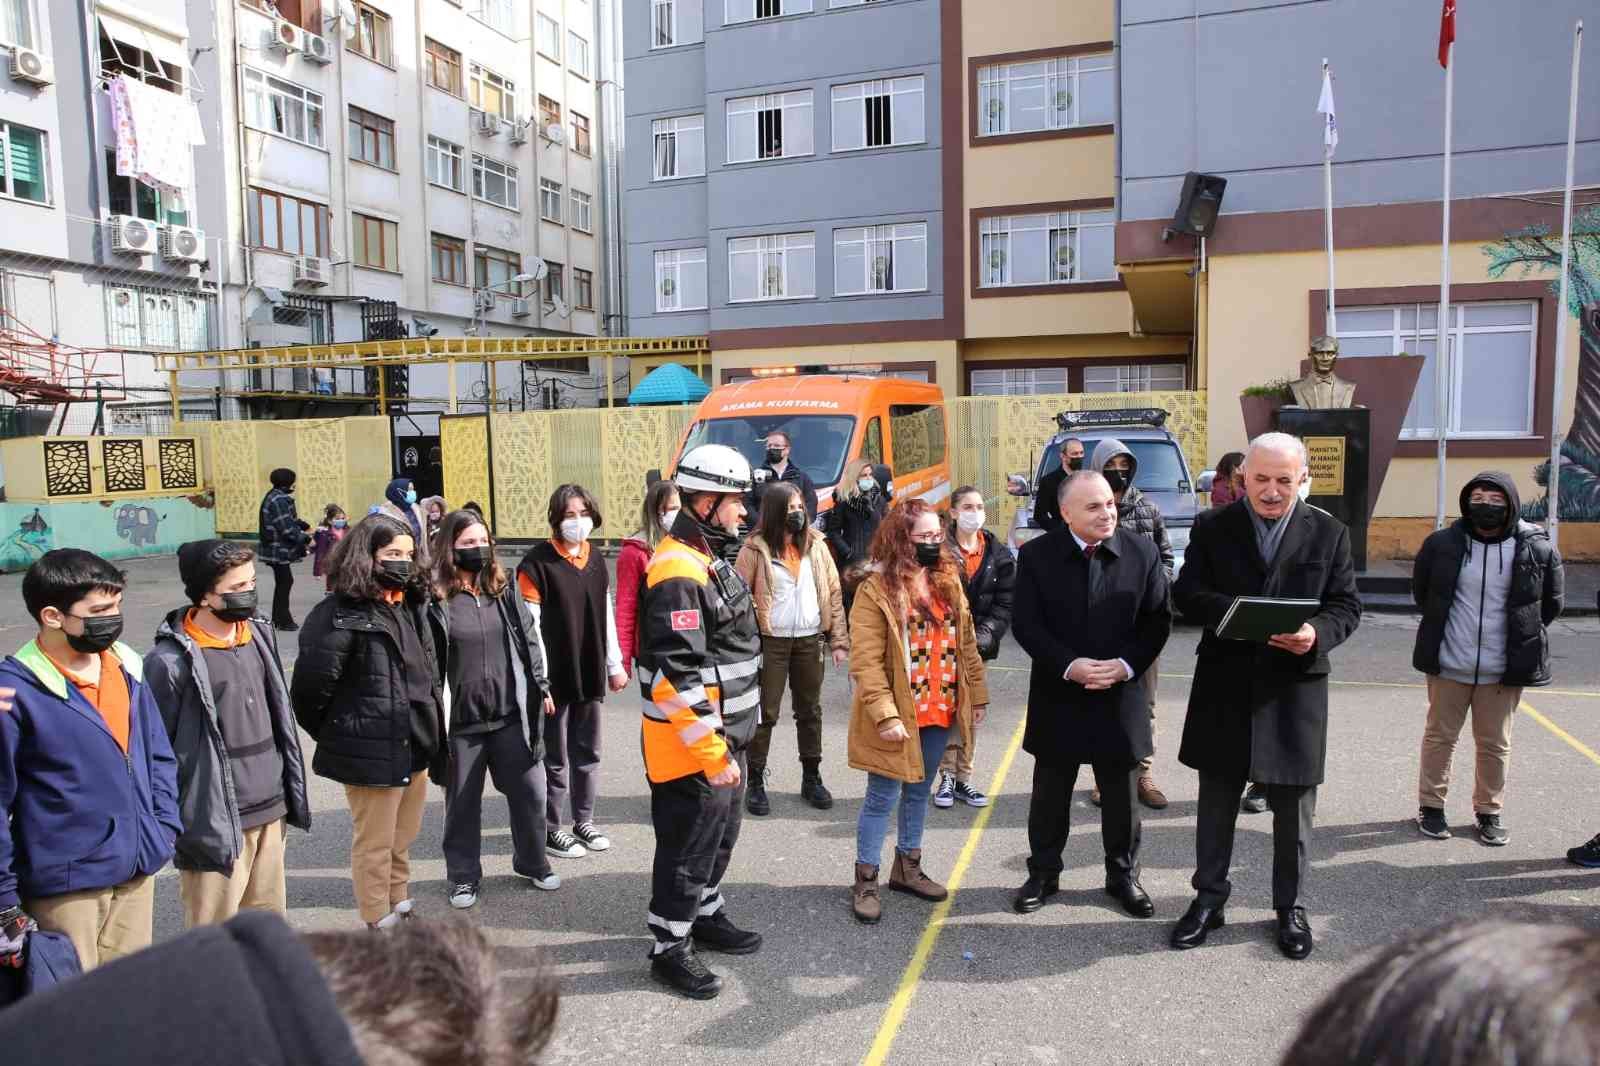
[595,0,624,338]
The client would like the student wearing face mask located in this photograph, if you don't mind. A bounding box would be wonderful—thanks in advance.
[146,540,310,928]
[258,468,310,632]
[617,480,682,680]
[291,515,444,929]
[1410,472,1563,846]
[751,430,818,522]
[0,550,179,973]
[1033,437,1086,533]
[933,487,1015,811]
[427,511,557,910]
[825,458,891,618]
[376,478,431,571]
[518,484,629,860]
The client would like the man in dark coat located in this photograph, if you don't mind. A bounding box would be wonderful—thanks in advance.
[748,430,819,521]
[1011,472,1172,919]
[1171,432,1361,960]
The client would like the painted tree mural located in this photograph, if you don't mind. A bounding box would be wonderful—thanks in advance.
[1484,205,1600,520]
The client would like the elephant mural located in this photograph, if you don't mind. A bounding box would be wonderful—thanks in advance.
[116,503,164,547]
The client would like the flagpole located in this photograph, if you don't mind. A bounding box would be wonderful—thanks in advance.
[1548,18,1584,548]
[1434,42,1454,532]
[1322,58,1337,336]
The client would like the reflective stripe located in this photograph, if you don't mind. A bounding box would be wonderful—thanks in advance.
[647,911,693,937]
[722,687,761,714]
[636,663,653,685]
[652,680,708,713]
[676,719,716,745]
[641,700,672,723]
[700,655,761,684]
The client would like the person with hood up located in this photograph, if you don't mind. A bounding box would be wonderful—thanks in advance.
[375,477,431,571]
[1088,437,1173,812]
[1410,471,1562,846]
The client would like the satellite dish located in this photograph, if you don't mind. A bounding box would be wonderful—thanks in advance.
[337,0,358,23]
[527,259,549,282]
[551,296,570,318]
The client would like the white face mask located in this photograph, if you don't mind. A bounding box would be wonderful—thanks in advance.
[956,510,986,533]
[560,516,594,544]
[660,507,680,530]
[857,477,876,493]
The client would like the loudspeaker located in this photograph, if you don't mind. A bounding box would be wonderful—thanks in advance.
[1170,172,1227,238]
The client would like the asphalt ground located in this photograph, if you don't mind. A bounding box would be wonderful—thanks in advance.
[3,554,1598,1065]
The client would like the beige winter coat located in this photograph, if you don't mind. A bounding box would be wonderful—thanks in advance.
[734,529,849,652]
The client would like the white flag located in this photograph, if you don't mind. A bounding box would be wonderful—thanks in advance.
[1317,65,1338,156]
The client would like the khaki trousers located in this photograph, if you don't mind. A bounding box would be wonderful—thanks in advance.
[345,774,430,924]
[1419,676,1520,815]
[25,873,154,972]
[179,818,288,928]
[939,719,976,781]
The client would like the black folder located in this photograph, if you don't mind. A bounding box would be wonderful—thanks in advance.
[1215,597,1322,642]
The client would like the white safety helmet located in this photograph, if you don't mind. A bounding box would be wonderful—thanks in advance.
[675,444,754,495]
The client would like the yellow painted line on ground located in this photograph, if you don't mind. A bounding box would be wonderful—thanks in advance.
[1521,700,1600,768]
[861,715,1028,1066]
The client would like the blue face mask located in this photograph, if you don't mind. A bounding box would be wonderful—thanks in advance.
[404,490,418,505]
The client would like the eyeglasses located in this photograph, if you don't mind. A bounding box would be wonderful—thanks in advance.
[909,531,944,544]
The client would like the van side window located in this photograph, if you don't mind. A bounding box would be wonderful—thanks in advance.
[860,417,883,465]
[889,404,945,472]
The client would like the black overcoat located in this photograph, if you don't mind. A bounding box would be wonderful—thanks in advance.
[1173,500,1362,786]
[1013,527,1171,769]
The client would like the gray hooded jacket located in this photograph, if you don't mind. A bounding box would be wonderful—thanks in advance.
[1090,437,1174,578]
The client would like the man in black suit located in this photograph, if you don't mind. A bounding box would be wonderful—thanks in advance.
[1011,471,1172,919]
[1170,433,1362,959]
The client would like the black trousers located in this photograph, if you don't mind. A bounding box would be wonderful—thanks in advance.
[647,749,747,952]
[1026,761,1141,885]
[1193,772,1317,910]
[269,562,295,626]
[441,721,549,884]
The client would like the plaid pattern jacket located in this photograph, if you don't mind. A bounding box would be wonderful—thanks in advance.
[257,488,308,565]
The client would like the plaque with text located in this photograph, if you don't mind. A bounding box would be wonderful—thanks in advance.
[1274,407,1370,571]
[1305,436,1346,496]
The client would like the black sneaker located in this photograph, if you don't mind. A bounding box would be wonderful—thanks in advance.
[745,768,771,816]
[953,780,990,808]
[448,881,480,910]
[1417,806,1451,839]
[1240,784,1270,814]
[1567,832,1600,868]
[1476,813,1509,847]
[547,829,587,858]
[691,911,763,955]
[650,942,722,1000]
[572,822,611,852]
[274,620,300,633]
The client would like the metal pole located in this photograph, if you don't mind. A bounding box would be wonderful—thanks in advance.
[1548,18,1584,548]
[606,350,614,408]
[1322,60,1337,337]
[1434,44,1454,531]
[169,369,181,427]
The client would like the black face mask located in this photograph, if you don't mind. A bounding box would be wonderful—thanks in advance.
[456,546,491,572]
[211,590,258,623]
[65,613,123,654]
[1066,457,1083,472]
[765,448,785,466]
[1104,470,1131,493]
[914,542,942,568]
[1468,502,1509,531]
[375,558,412,588]
[784,511,807,534]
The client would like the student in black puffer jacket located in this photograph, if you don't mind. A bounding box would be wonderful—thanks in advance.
[291,514,444,929]
[826,458,891,618]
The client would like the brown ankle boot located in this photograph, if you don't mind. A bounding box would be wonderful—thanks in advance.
[852,863,881,924]
[888,849,947,901]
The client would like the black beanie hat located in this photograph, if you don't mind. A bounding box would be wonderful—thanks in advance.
[270,468,296,490]
[177,539,241,604]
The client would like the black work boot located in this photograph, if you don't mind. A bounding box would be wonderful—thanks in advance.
[692,910,763,954]
[745,766,770,816]
[650,941,723,1000]
[800,761,833,810]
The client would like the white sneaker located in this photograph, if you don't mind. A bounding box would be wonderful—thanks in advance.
[547,829,587,858]
[573,822,611,852]
[933,773,956,809]
[516,869,562,891]
[449,882,480,910]
[372,910,403,931]
[393,898,416,918]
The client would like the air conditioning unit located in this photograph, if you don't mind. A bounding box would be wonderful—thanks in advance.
[473,289,496,312]
[271,17,306,53]
[542,122,564,145]
[509,120,530,145]
[108,215,156,256]
[293,255,331,286]
[302,31,333,63]
[510,296,531,317]
[9,47,52,86]
[161,224,206,263]
[474,109,501,135]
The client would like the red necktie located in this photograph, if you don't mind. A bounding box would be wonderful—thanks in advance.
[1083,543,1099,560]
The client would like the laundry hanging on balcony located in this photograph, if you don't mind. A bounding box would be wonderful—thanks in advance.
[108,73,206,207]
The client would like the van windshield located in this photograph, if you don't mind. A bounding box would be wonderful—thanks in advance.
[683,415,858,487]
[1039,438,1190,492]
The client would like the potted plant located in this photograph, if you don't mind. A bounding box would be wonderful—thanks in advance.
[1240,377,1293,440]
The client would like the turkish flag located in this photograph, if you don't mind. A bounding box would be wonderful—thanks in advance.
[1438,0,1456,68]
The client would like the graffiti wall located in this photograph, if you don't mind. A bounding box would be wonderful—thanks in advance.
[0,497,218,572]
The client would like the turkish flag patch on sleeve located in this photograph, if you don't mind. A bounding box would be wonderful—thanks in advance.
[670,609,701,632]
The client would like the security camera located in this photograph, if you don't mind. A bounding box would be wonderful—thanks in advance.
[412,317,439,338]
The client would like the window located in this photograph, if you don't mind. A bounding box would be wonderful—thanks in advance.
[242,68,325,148]
[830,0,881,6]
[538,94,562,130]
[469,64,517,120]
[832,77,924,151]
[471,154,519,208]
[729,232,814,302]
[1083,364,1185,393]
[539,178,562,222]
[426,136,465,191]
[727,91,812,162]
[655,248,707,311]
[241,0,318,30]
[652,115,704,179]
[2,0,36,48]
[352,213,399,271]
[725,0,810,23]
[1337,302,1537,439]
[970,368,1069,396]
[570,189,593,232]
[568,31,589,77]
[104,151,185,223]
[349,107,395,170]
[476,0,513,34]
[544,260,564,303]
[979,209,1115,287]
[536,12,560,60]
[431,233,467,285]
[571,112,592,156]
[978,53,1114,136]
[346,2,392,65]
[888,403,946,471]
[106,286,210,350]
[651,0,702,47]
[474,244,521,290]
[574,268,593,310]
[98,18,183,94]
[247,188,329,256]
[834,223,926,295]
[0,122,48,204]
[425,39,463,96]
[860,416,882,464]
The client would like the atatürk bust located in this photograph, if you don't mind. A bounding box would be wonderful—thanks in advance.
[1289,336,1357,409]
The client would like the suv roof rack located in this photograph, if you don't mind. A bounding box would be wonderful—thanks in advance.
[1055,407,1168,432]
